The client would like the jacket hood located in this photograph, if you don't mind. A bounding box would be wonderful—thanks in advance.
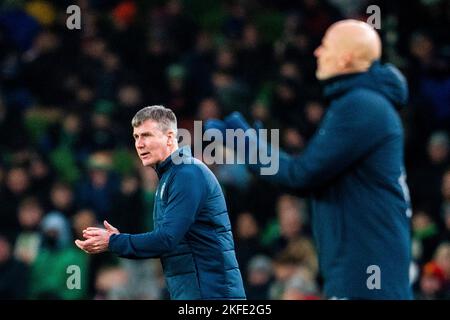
[323,61,408,109]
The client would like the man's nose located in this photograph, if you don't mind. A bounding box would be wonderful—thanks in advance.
[136,138,145,148]
[314,47,321,57]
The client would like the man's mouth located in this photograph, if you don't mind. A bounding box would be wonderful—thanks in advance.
[140,152,150,158]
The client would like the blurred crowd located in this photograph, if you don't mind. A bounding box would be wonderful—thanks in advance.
[0,0,449,300]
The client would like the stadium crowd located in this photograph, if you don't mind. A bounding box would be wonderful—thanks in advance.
[0,0,449,299]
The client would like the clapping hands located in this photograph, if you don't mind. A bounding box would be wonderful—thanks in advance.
[75,220,119,254]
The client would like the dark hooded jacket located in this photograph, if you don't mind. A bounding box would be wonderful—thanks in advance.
[109,147,246,300]
[252,61,413,299]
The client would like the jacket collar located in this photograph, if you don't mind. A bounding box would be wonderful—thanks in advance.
[321,60,408,109]
[322,70,366,100]
[155,146,192,178]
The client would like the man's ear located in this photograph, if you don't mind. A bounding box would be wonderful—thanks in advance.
[166,129,175,146]
[338,52,352,71]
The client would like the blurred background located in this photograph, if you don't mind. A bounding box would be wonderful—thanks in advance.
[0,0,449,300]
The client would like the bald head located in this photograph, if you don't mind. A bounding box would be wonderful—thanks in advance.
[330,20,382,63]
[315,19,382,80]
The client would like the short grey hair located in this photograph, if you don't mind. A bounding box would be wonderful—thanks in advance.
[131,105,177,133]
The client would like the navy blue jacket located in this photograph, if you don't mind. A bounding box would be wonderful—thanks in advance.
[253,62,413,299]
[109,147,246,300]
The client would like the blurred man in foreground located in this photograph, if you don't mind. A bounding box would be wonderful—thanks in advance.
[207,19,413,299]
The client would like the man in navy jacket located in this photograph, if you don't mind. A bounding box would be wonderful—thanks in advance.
[207,20,413,299]
[75,105,246,300]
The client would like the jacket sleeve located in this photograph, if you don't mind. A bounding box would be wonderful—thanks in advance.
[251,93,387,190]
[108,167,206,259]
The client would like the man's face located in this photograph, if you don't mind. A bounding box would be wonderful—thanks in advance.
[314,29,342,80]
[133,120,170,167]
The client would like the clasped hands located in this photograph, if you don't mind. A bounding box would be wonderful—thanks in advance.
[75,220,119,254]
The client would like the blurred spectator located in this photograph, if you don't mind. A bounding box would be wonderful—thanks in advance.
[107,0,144,71]
[0,158,4,186]
[417,261,447,299]
[434,243,450,284]
[213,70,252,116]
[0,166,31,236]
[78,37,107,90]
[222,1,247,41]
[409,131,449,218]
[270,75,304,127]
[76,152,120,222]
[281,239,318,280]
[0,101,30,154]
[281,127,304,154]
[14,197,43,265]
[439,169,450,231]
[428,132,450,165]
[137,164,159,232]
[97,52,123,100]
[302,100,325,139]
[299,0,341,42]
[441,205,450,243]
[28,152,54,203]
[0,233,29,299]
[237,23,273,91]
[71,208,119,298]
[250,100,270,124]
[164,63,195,118]
[266,194,312,255]
[411,209,442,266]
[22,30,68,105]
[328,0,370,18]
[82,103,119,153]
[29,212,89,299]
[93,264,128,300]
[269,251,316,299]
[110,173,145,234]
[47,181,77,218]
[408,32,450,126]
[25,1,56,27]
[115,259,163,299]
[245,255,273,300]
[163,0,198,55]
[416,242,450,299]
[279,61,303,90]
[140,35,173,104]
[115,83,143,132]
[0,5,41,52]
[274,14,317,84]
[181,31,214,102]
[281,268,321,300]
[234,211,265,284]
[196,97,222,121]
[47,112,83,152]
[72,208,98,241]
